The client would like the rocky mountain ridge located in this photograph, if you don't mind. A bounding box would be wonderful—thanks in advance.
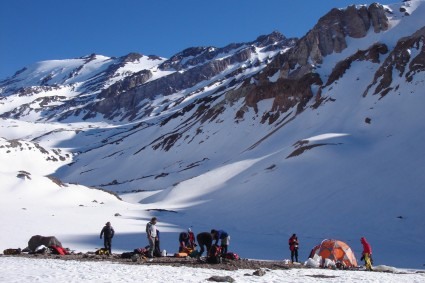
[0,2,405,126]
[1,1,424,191]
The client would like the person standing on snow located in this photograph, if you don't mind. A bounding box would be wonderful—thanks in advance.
[288,233,299,263]
[154,229,162,257]
[146,217,158,258]
[100,221,115,255]
[360,237,373,271]
[211,229,230,255]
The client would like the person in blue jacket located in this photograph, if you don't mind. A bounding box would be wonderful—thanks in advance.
[211,229,230,255]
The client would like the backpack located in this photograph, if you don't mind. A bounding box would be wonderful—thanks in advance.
[3,248,22,255]
[121,252,134,259]
[95,248,109,255]
[50,246,67,255]
[189,250,200,258]
[224,252,240,260]
[134,248,149,257]
[207,245,222,264]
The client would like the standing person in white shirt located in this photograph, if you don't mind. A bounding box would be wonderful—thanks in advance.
[146,217,158,258]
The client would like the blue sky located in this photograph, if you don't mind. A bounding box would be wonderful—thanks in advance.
[0,0,396,80]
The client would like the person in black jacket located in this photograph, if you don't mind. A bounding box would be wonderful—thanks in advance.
[196,232,213,258]
[100,222,115,255]
[179,231,190,252]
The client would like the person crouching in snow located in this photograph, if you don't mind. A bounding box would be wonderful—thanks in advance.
[100,221,115,255]
[178,231,190,252]
[360,237,373,271]
[288,233,299,263]
[178,228,196,252]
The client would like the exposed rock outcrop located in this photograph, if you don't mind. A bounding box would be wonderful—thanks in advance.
[82,32,296,121]
[272,3,389,80]
[326,43,389,87]
[220,3,391,123]
[364,26,425,97]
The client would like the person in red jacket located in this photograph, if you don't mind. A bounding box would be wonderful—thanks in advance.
[360,237,373,271]
[187,228,196,249]
[288,233,299,263]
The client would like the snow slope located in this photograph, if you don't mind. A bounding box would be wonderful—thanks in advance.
[0,257,424,283]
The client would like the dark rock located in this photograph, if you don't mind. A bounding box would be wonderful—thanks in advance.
[253,269,266,276]
[369,3,389,33]
[17,170,31,180]
[207,276,235,282]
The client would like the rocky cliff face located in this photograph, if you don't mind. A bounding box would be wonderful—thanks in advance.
[273,2,389,81]
[81,32,297,121]
[364,26,425,97]
[191,3,391,126]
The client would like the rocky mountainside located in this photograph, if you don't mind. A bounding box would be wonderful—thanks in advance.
[1,1,424,191]
[0,2,411,126]
[0,32,296,122]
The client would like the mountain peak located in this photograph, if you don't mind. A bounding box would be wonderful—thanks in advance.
[254,31,287,46]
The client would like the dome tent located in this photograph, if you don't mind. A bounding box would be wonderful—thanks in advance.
[27,235,62,252]
[309,239,358,267]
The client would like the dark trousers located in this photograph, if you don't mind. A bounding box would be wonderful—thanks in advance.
[198,242,212,257]
[221,244,228,255]
[291,249,298,263]
[104,238,112,254]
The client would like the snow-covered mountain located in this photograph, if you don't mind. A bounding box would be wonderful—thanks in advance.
[1,1,424,269]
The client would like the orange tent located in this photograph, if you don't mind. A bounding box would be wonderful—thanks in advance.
[310,239,358,267]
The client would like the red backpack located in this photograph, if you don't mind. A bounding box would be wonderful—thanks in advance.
[50,246,67,255]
